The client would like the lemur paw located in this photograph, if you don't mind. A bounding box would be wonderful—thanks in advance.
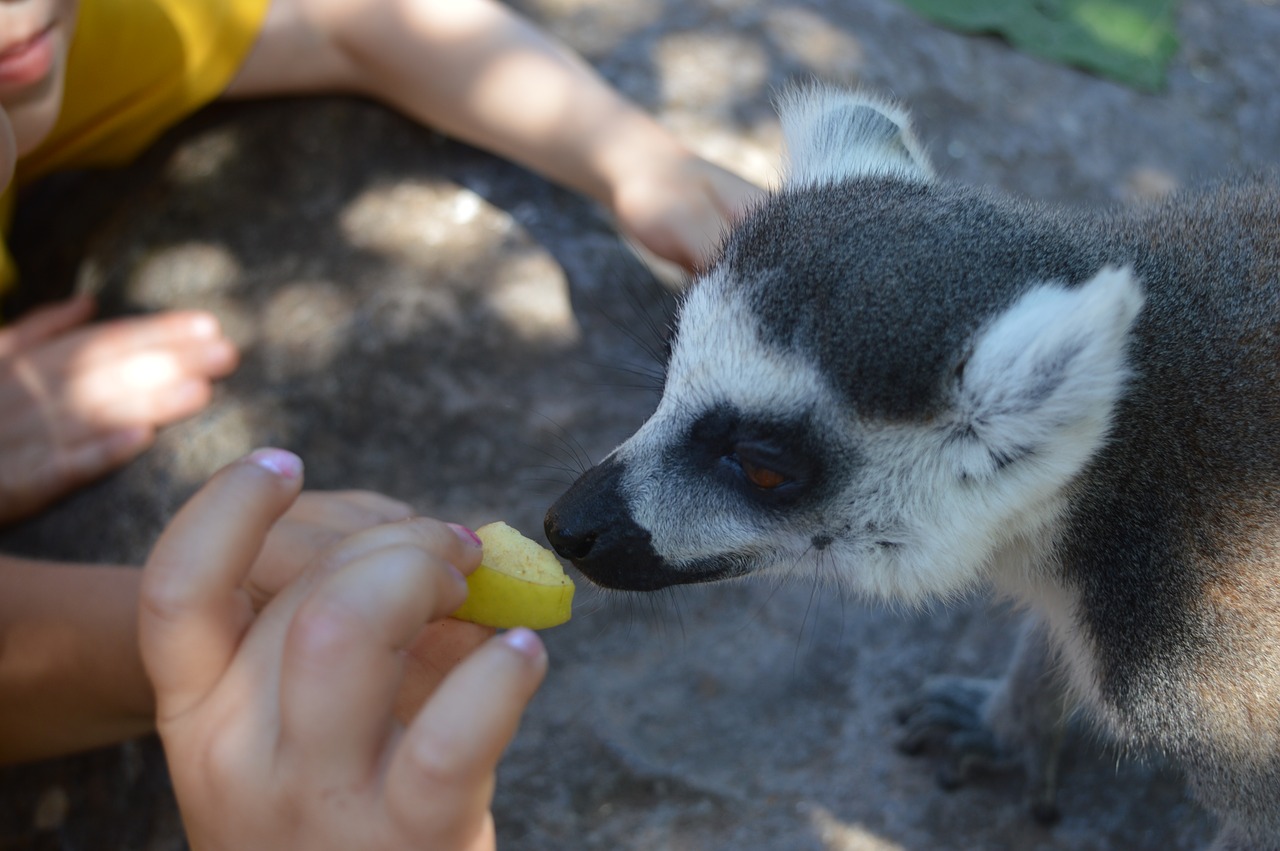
[895,676,1018,783]
[894,675,1062,825]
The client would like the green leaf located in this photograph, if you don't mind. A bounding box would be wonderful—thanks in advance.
[897,0,1180,91]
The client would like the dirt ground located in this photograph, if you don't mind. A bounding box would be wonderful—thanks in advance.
[2,0,1278,848]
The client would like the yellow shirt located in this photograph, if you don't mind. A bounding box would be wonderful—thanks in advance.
[0,0,271,297]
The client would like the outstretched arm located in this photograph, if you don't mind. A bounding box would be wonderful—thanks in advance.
[225,0,763,271]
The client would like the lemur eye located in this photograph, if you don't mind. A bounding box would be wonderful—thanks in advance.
[734,452,790,490]
[701,419,810,502]
[740,458,788,489]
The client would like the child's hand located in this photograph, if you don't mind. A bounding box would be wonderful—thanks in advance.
[0,295,238,524]
[245,489,416,608]
[139,449,547,851]
[611,153,765,275]
[245,488,482,726]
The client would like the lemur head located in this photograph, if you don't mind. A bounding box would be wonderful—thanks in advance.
[546,86,1145,605]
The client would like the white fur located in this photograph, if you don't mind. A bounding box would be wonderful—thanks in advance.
[811,417,1073,605]
[611,267,1143,609]
[955,267,1145,483]
[615,270,841,567]
[825,268,1143,603]
[663,267,831,413]
[780,84,933,187]
[992,563,1106,715]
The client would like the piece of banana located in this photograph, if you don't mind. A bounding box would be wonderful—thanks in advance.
[451,521,575,629]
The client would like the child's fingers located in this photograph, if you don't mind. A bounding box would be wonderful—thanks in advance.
[140,449,305,720]
[242,490,418,609]
[394,619,494,724]
[313,516,481,578]
[72,310,227,362]
[386,629,547,838]
[295,490,417,531]
[0,294,95,357]
[276,519,472,778]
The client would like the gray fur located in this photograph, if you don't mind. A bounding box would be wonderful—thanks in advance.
[545,87,1280,847]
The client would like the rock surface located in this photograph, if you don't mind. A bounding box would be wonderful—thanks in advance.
[3,0,1278,848]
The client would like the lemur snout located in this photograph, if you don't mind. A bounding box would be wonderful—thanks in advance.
[543,517,596,561]
[544,456,662,590]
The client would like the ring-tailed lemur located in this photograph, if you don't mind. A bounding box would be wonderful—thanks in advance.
[545,85,1280,849]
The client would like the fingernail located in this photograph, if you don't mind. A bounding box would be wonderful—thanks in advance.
[502,627,544,659]
[247,448,303,479]
[448,523,483,548]
[189,313,221,339]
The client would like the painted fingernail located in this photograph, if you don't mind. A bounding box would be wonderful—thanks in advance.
[448,523,483,548]
[247,448,303,479]
[502,627,544,659]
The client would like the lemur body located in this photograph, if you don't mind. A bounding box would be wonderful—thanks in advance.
[545,87,1280,848]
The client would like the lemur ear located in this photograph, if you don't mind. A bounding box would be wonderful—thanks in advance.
[953,266,1145,481]
[779,85,933,187]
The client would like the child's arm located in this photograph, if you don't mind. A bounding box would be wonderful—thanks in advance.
[225,0,764,271]
[0,557,153,763]
[140,449,545,850]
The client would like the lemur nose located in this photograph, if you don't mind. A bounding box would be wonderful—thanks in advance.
[545,521,596,561]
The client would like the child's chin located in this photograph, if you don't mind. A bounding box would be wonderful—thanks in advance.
[1,31,69,157]
[5,76,64,158]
